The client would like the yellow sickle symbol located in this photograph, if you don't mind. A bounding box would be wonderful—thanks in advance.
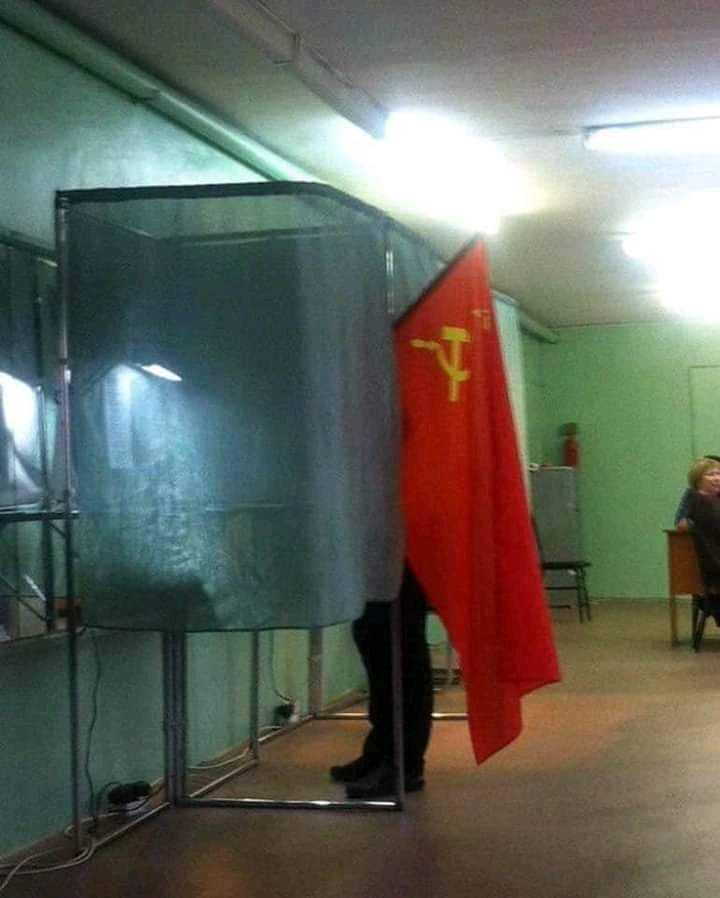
[410,326,471,402]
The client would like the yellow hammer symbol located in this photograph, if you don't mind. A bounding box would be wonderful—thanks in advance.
[410,325,471,402]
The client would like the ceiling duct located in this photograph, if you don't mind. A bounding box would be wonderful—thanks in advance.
[207,0,388,138]
[0,0,311,181]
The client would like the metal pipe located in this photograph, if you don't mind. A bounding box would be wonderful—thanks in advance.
[492,290,559,344]
[162,633,177,805]
[188,759,259,800]
[55,195,82,856]
[0,0,309,181]
[390,593,405,806]
[186,713,314,799]
[307,627,323,716]
[249,631,260,760]
[181,796,400,811]
[383,216,404,805]
[384,222,396,319]
[33,268,56,631]
[163,632,190,805]
[207,0,387,138]
[175,634,189,801]
[518,310,559,344]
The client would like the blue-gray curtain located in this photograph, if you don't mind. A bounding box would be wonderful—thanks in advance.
[62,184,441,631]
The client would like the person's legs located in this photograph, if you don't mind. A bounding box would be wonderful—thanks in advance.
[329,602,389,783]
[332,564,434,795]
[400,566,434,779]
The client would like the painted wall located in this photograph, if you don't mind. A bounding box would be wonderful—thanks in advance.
[0,20,365,859]
[521,330,551,466]
[494,293,529,470]
[535,320,720,599]
[0,22,263,248]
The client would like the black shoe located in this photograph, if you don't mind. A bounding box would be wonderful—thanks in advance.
[329,755,380,784]
[345,765,425,800]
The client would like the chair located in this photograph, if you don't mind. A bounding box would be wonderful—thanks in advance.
[689,532,720,652]
[691,595,712,651]
[541,560,592,622]
[532,517,592,622]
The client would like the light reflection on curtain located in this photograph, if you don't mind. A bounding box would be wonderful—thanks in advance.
[65,186,442,631]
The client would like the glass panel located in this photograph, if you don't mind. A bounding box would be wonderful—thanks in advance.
[0,242,62,641]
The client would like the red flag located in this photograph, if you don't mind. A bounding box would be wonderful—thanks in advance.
[395,238,560,764]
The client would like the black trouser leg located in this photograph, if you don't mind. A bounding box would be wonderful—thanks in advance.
[351,565,434,776]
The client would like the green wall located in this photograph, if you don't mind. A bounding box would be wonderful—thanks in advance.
[0,18,365,859]
[534,320,719,599]
[521,330,551,466]
[0,21,264,247]
[494,293,529,468]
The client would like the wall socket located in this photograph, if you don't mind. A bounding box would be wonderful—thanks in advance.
[274,701,299,725]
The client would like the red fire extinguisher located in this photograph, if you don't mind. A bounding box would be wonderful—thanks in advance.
[562,423,580,468]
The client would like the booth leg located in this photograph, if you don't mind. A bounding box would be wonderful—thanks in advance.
[163,632,188,805]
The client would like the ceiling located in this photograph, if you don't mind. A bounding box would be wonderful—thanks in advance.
[32,0,720,327]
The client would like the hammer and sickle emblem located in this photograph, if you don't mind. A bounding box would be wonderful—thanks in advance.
[410,326,471,402]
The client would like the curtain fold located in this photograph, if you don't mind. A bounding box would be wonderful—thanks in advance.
[63,185,440,631]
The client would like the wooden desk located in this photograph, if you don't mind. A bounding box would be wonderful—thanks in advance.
[665,529,703,645]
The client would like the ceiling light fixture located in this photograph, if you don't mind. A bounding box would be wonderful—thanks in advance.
[139,364,182,382]
[373,109,536,234]
[623,193,720,320]
[585,117,720,154]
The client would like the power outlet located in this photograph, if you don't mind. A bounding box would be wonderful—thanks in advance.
[107,781,151,813]
[274,701,299,725]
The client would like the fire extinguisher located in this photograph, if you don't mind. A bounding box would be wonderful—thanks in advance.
[562,422,580,467]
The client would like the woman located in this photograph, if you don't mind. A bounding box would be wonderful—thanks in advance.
[675,454,720,531]
[686,457,720,600]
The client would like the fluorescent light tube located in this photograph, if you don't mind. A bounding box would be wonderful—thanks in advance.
[139,364,182,382]
[585,117,720,154]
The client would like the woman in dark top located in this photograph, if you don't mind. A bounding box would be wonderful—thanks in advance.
[675,454,720,531]
[686,457,720,595]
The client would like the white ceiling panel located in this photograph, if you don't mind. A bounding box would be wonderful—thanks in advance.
[29,0,720,326]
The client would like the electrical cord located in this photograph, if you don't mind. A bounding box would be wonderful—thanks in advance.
[187,724,281,770]
[88,781,122,829]
[1,630,297,885]
[188,746,252,771]
[268,630,293,703]
[0,839,96,894]
[83,629,103,825]
[0,848,57,894]
[61,795,154,839]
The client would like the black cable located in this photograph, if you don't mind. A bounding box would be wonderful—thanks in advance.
[89,781,122,828]
[268,631,293,703]
[83,629,103,826]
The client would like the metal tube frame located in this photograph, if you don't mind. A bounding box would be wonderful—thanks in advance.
[162,604,405,811]
[33,261,57,632]
[50,184,438,865]
[56,196,83,857]
[58,202,170,858]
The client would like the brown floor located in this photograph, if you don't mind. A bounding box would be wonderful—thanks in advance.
[6,599,720,898]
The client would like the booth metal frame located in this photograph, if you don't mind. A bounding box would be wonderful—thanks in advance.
[53,182,430,858]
